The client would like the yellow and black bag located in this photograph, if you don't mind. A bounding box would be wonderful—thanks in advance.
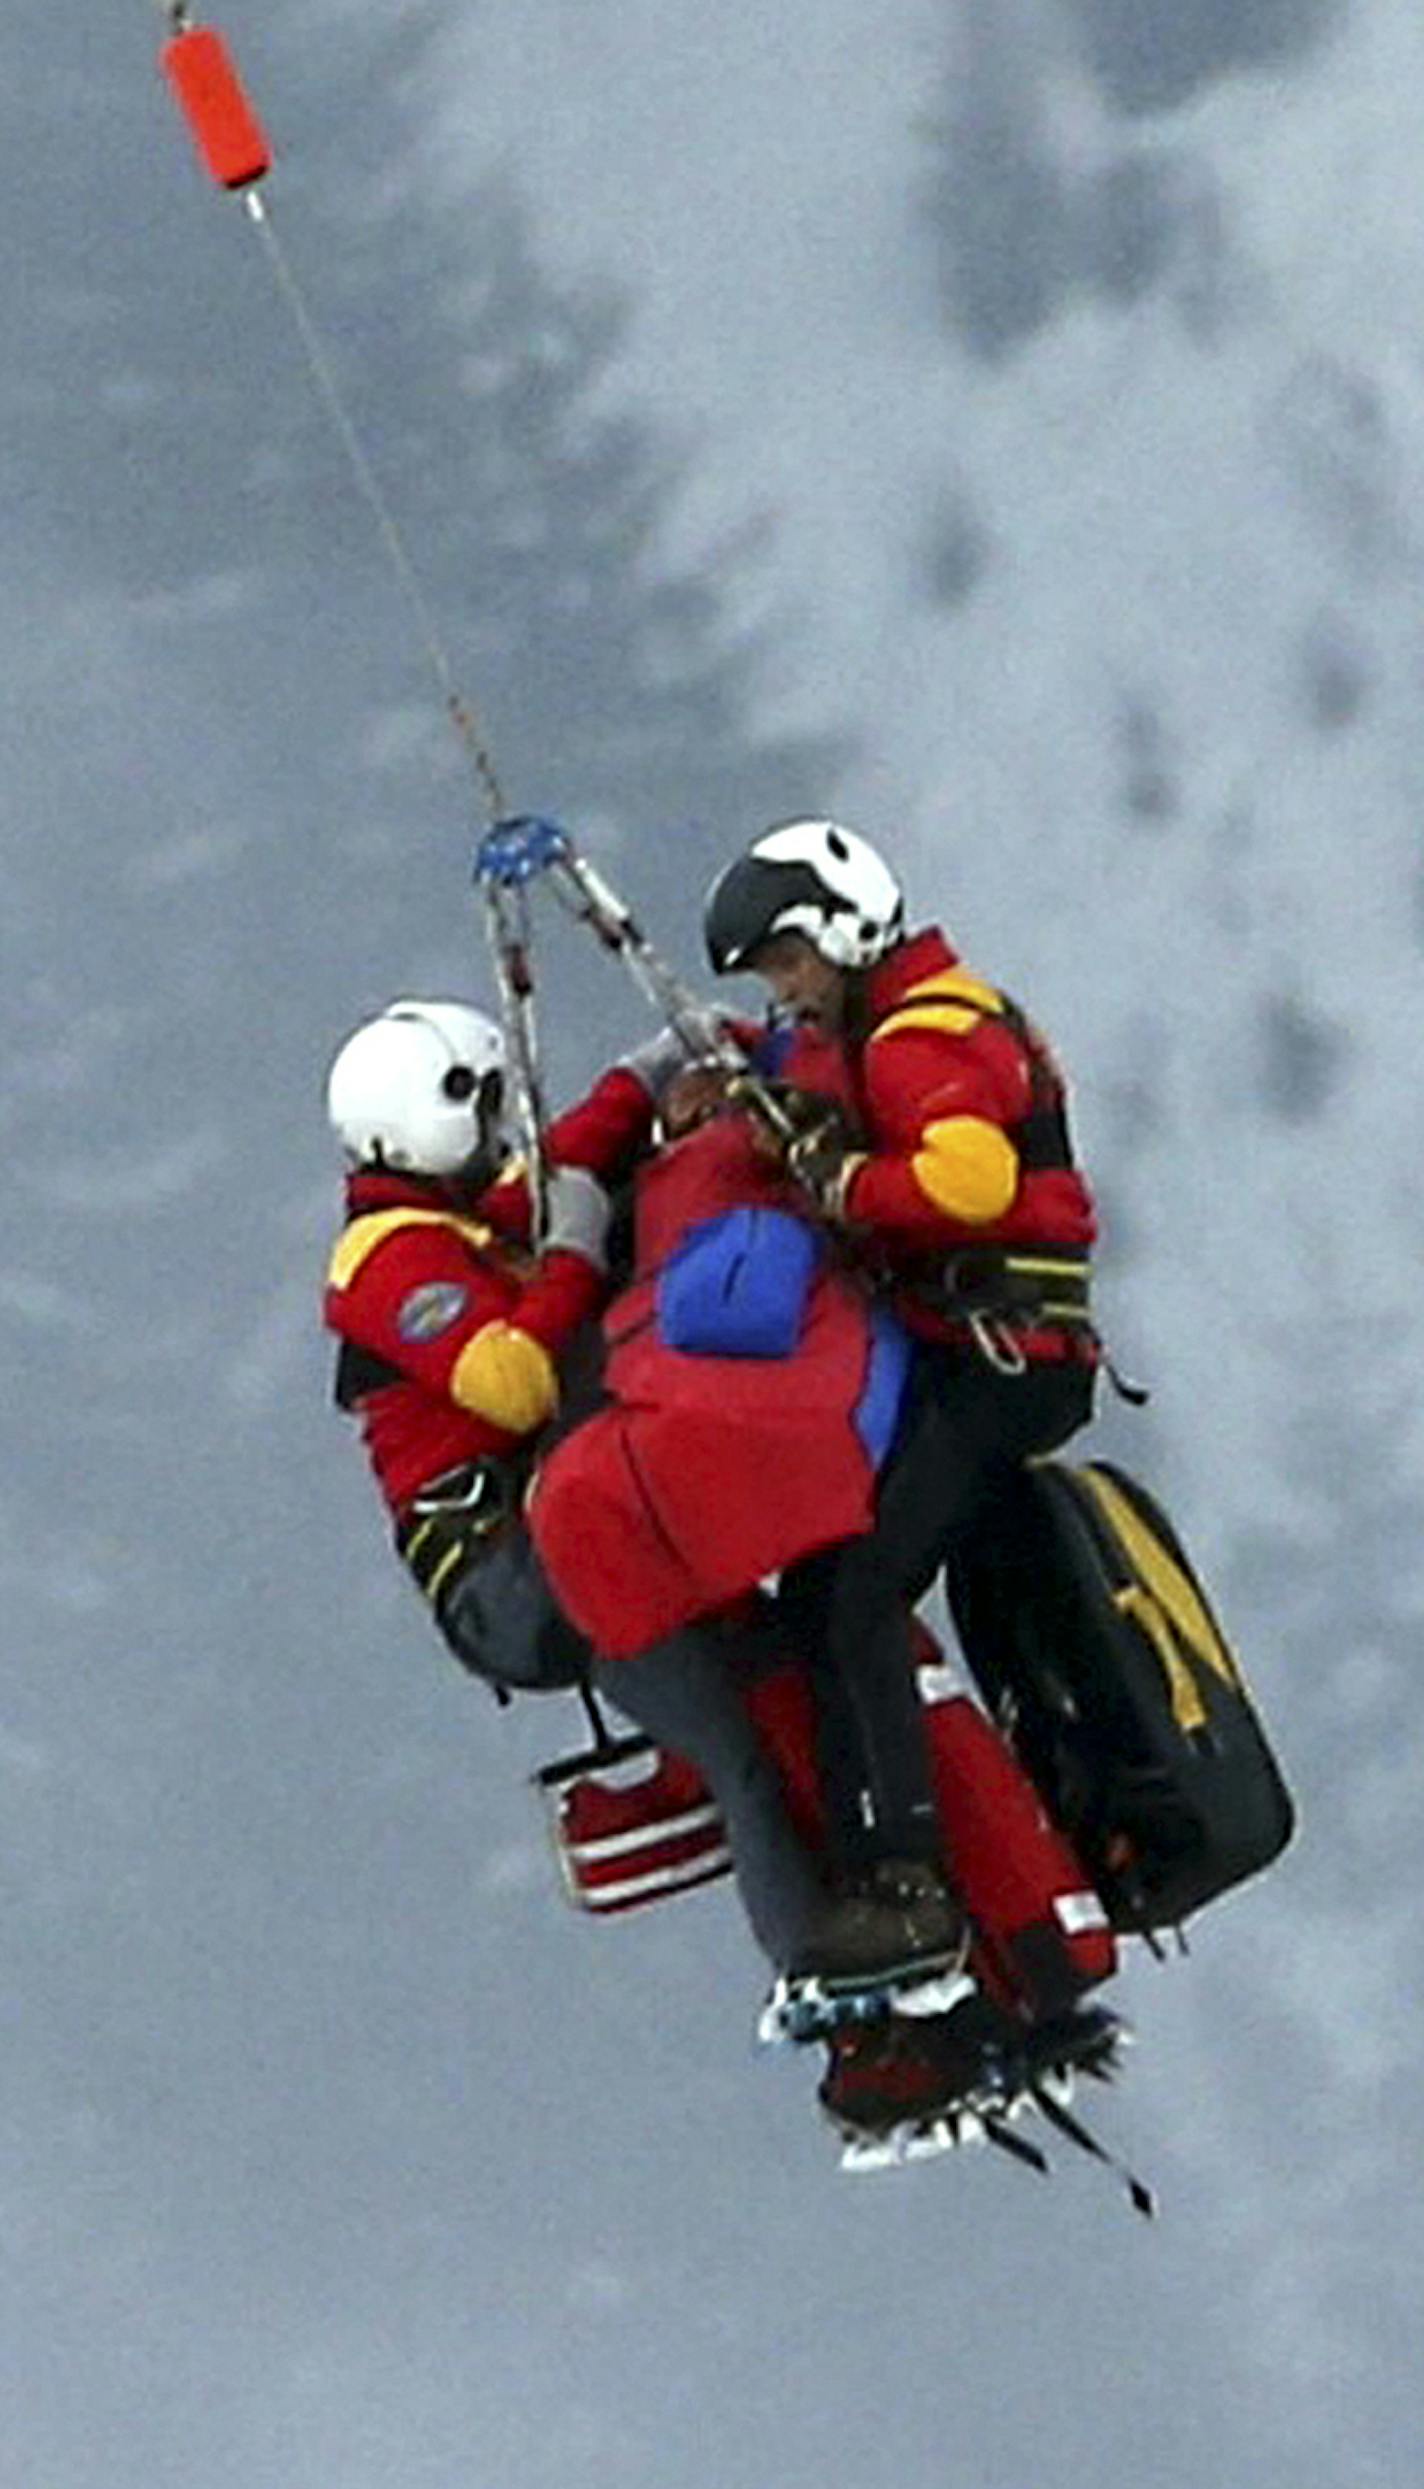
[946,1460,1295,1933]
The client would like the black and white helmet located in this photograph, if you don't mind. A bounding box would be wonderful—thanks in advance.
[703,818,905,975]
[325,999,507,1178]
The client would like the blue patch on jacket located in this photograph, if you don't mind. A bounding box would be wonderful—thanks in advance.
[853,1310,913,1469]
[657,1208,820,1359]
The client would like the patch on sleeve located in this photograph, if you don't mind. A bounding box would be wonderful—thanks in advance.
[396,1280,470,1344]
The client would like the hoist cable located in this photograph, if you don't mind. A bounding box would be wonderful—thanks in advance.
[158,6,505,815]
[161,14,775,1222]
[240,190,507,822]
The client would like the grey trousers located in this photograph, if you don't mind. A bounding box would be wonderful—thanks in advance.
[593,1629,825,1971]
[435,1529,824,1971]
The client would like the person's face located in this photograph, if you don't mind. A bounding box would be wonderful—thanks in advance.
[748,932,848,1032]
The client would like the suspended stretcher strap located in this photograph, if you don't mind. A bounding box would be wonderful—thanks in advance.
[473,819,738,1070]
[472,819,803,1090]
[1030,2084,1157,2219]
[476,825,573,1236]
[470,816,858,1230]
[981,2116,1051,2178]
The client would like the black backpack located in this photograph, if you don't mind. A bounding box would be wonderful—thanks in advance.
[946,1460,1296,1933]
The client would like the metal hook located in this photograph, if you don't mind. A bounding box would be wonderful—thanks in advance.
[969,1311,1028,1377]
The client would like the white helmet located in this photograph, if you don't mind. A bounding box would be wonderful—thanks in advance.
[325,999,507,1178]
[703,818,906,974]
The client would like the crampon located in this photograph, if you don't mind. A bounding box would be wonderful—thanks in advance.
[821,1997,1156,2218]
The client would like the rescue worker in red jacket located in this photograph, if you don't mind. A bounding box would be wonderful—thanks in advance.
[322,996,831,1971]
[703,818,1100,1981]
[322,997,636,1690]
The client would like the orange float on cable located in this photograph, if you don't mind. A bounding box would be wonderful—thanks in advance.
[161,21,273,191]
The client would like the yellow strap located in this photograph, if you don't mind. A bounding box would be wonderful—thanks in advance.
[403,1517,438,1566]
[899,967,1005,1013]
[327,1205,495,1293]
[1114,1586,1209,1734]
[1005,1252,1093,1325]
[423,1543,468,1605]
[1077,1467,1246,1735]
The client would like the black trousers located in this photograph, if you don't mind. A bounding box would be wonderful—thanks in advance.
[779,1351,1096,1873]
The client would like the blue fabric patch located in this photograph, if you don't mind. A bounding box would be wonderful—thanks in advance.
[853,1308,913,1469]
[752,1022,797,1078]
[397,1280,470,1344]
[657,1208,820,1358]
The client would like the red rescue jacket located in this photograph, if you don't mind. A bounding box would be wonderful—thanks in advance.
[528,1111,905,1657]
[324,1067,654,1515]
[782,929,1098,1360]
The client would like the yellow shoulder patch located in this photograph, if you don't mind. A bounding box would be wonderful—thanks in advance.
[902,967,1005,1014]
[327,1207,494,1294]
[450,1322,559,1435]
[910,1115,1019,1224]
[872,966,1005,1045]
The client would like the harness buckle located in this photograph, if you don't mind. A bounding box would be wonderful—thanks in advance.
[968,1310,1029,1377]
[409,1457,518,1537]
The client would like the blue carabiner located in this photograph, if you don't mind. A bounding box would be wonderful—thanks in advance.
[473,815,571,889]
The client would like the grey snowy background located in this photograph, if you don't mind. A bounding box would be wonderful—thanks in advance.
[4,1,1422,2483]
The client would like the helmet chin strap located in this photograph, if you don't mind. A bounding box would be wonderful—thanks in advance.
[841,966,874,1044]
[451,1115,509,1199]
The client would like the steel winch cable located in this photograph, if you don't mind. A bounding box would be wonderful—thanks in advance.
[158,11,782,1229]
[158,3,507,823]
[241,186,508,824]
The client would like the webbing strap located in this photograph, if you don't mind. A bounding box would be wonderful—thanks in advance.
[981,2116,1052,2178]
[905,1244,1094,1333]
[1031,2085,1157,2219]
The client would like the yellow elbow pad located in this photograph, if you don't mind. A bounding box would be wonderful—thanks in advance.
[910,1116,1019,1224]
[450,1322,559,1434]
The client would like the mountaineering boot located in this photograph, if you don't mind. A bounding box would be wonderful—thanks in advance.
[789,1858,968,1988]
[758,1861,973,2046]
